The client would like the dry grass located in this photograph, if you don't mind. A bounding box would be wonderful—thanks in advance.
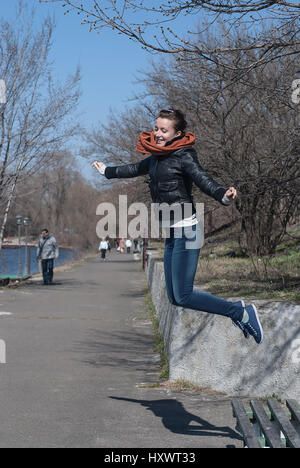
[160,379,225,395]
[150,223,300,303]
[196,225,300,302]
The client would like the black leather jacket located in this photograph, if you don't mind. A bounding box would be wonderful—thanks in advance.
[105,147,228,211]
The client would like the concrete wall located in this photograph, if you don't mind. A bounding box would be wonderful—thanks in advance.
[146,251,300,400]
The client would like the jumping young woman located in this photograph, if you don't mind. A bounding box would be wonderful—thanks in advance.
[92,109,263,344]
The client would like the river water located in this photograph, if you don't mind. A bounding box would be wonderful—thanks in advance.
[0,246,81,277]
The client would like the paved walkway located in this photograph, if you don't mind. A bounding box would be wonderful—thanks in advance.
[0,251,243,448]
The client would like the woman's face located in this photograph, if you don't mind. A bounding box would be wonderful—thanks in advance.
[154,118,182,147]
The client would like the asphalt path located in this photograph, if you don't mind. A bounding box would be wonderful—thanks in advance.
[0,251,243,448]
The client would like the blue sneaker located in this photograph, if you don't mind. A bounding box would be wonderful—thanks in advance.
[243,304,264,344]
[232,300,249,339]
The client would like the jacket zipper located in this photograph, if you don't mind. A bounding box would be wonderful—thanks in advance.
[153,157,160,202]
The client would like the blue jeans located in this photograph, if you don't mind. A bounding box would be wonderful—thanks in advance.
[164,223,244,322]
[42,259,54,284]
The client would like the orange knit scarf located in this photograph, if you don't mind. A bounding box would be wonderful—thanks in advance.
[136,131,196,156]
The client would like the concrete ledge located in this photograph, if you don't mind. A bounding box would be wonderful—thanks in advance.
[145,250,300,399]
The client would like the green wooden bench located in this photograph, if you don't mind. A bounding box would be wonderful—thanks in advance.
[232,398,300,448]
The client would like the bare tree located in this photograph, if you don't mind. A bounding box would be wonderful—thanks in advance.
[82,24,300,255]
[0,4,81,250]
[137,28,300,255]
[8,152,103,250]
[41,0,300,71]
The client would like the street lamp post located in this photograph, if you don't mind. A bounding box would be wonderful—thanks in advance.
[23,217,30,277]
[16,215,22,279]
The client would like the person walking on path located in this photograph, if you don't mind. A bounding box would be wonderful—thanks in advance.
[99,238,109,261]
[92,109,263,344]
[126,239,132,254]
[133,238,139,252]
[119,238,126,254]
[37,229,59,285]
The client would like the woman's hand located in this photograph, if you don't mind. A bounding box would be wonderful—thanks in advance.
[92,161,106,175]
[225,187,237,200]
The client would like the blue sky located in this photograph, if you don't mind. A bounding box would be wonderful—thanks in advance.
[2,0,153,125]
[1,0,198,178]
[1,1,200,178]
[1,0,157,177]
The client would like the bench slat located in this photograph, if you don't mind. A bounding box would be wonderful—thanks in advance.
[286,399,300,425]
[250,400,284,448]
[267,398,300,448]
[231,399,262,448]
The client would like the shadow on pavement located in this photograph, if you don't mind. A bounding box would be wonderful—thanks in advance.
[110,396,242,445]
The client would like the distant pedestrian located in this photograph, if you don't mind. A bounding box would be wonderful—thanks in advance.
[126,239,132,254]
[99,238,108,261]
[37,229,59,285]
[119,238,125,253]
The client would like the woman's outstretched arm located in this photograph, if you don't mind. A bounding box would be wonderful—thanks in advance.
[92,156,152,179]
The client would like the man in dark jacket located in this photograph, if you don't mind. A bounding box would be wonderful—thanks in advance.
[37,229,59,285]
